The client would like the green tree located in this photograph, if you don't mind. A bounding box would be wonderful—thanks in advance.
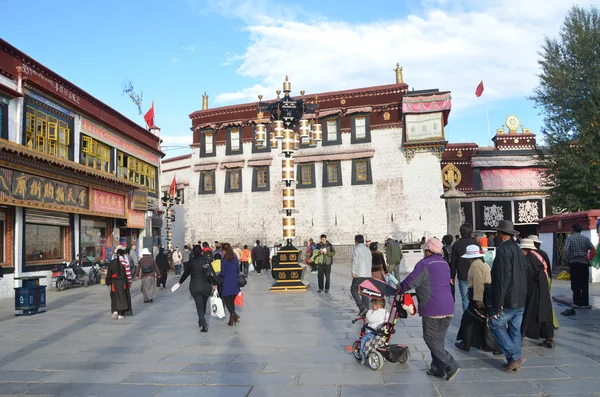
[532,5,600,212]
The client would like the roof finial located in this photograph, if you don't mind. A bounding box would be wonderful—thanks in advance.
[394,63,403,84]
[202,92,209,110]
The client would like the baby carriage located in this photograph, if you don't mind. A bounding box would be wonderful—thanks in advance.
[350,279,416,371]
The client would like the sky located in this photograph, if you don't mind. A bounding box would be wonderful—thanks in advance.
[2,0,599,158]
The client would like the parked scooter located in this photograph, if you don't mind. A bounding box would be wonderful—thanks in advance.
[86,261,103,285]
[51,255,88,291]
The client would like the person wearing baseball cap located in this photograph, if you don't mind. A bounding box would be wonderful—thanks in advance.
[398,238,460,381]
[455,245,500,355]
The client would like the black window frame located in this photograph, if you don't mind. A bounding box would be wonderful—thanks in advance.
[225,168,243,193]
[198,170,216,195]
[351,114,371,144]
[252,124,271,153]
[321,117,342,146]
[351,158,373,185]
[0,100,8,140]
[200,129,216,158]
[323,160,343,187]
[296,162,316,189]
[226,127,243,155]
[252,166,270,192]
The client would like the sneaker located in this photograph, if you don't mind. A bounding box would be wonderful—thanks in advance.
[446,367,461,382]
[318,290,323,293]
[117,315,124,320]
[324,290,329,294]
[112,311,118,319]
[426,369,444,378]
[561,308,576,316]
[200,326,208,333]
[311,271,318,274]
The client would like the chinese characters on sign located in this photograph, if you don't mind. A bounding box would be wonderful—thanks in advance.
[90,189,125,216]
[127,210,146,229]
[21,64,81,105]
[129,189,148,211]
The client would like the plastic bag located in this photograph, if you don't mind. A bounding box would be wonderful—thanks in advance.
[557,270,571,280]
[210,290,225,319]
[249,264,255,273]
[234,291,244,307]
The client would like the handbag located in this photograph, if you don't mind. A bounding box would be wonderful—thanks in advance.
[237,273,247,288]
[142,266,154,274]
[210,290,225,319]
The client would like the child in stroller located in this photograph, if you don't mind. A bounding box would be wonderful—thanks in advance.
[350,279,416,371]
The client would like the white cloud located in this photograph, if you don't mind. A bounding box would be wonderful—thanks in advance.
[171,58,179,63]
[181,45,196,52]
[212,0,600,115]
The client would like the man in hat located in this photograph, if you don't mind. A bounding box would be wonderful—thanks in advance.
[488,220,528,371]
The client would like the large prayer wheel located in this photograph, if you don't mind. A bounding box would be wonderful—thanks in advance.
[299,119,310,139]
[312,123,322,142]
[274,120,284,140]
[270,133,278,149]
[282,129,294,154]
[293,133,300,151]
[282,186,295,210]
[282,158,295,182]
[256,124,266,144]
[283,216,295,238]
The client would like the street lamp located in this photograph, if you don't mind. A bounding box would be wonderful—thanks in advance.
[256,76,320,291]
[161,190,182,251]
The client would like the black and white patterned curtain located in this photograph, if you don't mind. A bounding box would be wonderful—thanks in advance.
[475,201,512,230]
[513,199,543,224]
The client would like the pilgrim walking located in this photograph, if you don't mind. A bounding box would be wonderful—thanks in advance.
[137,248,161,303]
[105,246,133,319]
[156,247,169,289]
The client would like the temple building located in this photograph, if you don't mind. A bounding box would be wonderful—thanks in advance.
[176,68,453,246]
[441,115,549,238]
[0,39,163,298]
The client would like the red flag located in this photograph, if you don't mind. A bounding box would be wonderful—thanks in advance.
[169,174,177,198]
[475,81,484,97]
[144,100,155,128]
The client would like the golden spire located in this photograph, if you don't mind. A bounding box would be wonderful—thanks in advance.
[394,63,403,84]
[202,92,208,110]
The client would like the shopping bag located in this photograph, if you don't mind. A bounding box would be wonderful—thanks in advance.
[249,263,255,273]
[234,291,244,307]
[210,290,225,319]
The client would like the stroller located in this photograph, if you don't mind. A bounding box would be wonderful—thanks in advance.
[350,278,416,371]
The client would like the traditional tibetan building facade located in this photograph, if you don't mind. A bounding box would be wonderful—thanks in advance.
[182,77,452,246]
[160,154,192,248]
[0,39,163,298]
[441,115,549,238]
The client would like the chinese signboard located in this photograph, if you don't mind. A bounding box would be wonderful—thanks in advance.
[81,118,160,166]
[0,167,88,211]
[129,189,147,211]
[90,189,126,217]
[127,210,146,229]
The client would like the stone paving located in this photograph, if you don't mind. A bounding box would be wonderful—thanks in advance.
[0,263,599,396]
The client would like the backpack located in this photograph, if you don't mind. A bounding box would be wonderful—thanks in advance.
[203,250,213,264]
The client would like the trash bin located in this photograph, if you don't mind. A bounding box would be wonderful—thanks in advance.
[14,276,47,316]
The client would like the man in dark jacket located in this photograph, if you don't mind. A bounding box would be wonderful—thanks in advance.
[316,234,335,293]
[488,220,528,372]
[251,240,265,274]
[155,247,170,289]
[450,223,479,311]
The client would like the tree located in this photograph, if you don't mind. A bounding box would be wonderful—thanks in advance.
[122,80,144,115]
[532,5,600,212]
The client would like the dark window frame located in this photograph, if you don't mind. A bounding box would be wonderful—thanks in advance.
[200,129,216,158]
[351,114,371,144]
[296,162,316,189]
[321,117,342,146]
[225,168,243,193]
[0,101,8,140]
[351,158,373,185]
[252,124,271,153]
[226,127,243,155]
[252,166,270,192]
[323,160,343,187]
[198,170,216,195]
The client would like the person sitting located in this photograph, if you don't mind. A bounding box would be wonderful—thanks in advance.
[360,299,388,364]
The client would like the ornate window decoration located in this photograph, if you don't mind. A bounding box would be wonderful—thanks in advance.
[225,168,242,193]
[25,104,72,160]
[518,201,540,224]
[296,163,316,189]
[252,167,270,192]
[323,160,342,187]
[483,204,504,228]
[351,158,373,185]
[117,151,157,193]
[81,135,111,173]
[199,170,215,194]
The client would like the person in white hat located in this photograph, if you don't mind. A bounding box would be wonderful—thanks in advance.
[136,248,161,303]
[455,245,500,355]
[519,239,555,349]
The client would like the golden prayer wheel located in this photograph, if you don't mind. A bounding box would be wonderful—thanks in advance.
[283,77,291,92]
[293,132,300,151]
[299,119,310,139]
[312,123,322,142]
[282,129,294,154]
[283,215,295,238]
[274,120,284,139]
[282,186,295,209]
[282,158,295,182]
[270,133,278,149]
[256,124,266,144]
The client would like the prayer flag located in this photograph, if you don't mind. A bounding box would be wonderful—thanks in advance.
[475,81,484,97]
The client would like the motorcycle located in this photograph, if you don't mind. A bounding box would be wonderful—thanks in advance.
[86,261,104,285]
[52,255,89,291]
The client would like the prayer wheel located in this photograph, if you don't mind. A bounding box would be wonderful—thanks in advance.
[312,123,322,142]
[293,132,300,151]
[270,133,278,149]
[282,186,295,210]
[282,129,294,154]
[299,119,310,139]
[282,158,295,182]
[255,124,266,144]
[283,215,295,238]
[274,120,284,139]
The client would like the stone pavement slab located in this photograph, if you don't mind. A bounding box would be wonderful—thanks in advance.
[248,385,339,397]
[60,384,160,397]
[152,386,250,397]
[122,372,212,385]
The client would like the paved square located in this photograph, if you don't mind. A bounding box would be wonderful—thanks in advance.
[0,263,599,396]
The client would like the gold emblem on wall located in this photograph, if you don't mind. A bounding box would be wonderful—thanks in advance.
[383,112,390,121]
[456,150,463,158]
[278,272,287,279]
[290,254,297,261]
[441,163,462,188]
[291,271,299,279]
[340,99,346,105]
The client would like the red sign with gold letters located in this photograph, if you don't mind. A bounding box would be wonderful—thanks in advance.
[90,189,125,216]
[127,210,145,229]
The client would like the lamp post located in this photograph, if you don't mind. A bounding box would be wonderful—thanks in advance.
[256,76,320,291]
[160,190,182,251]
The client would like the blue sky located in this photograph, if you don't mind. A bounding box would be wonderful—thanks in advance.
[2,0,598,158]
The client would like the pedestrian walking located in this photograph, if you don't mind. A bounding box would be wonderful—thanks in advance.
[172,247,183,276]
[251,240,265,275]
[316,234,336,293]
[105,247,133,320]
[527,235,558,328]
[370,242,387,282]
[129,243,139,281]
[399,238,460,382]
[240,245,251,277]
[182,245,191,271]
[385,237,402,282]
[156,247,169,289]
[137,248,161,303]
[488,220,528,371]
[176,245,217,332]
[450,223,480,312]
[562,223,594,315]
[219,243,241,326]
[351,235,372,315]
[442,235,455,301]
